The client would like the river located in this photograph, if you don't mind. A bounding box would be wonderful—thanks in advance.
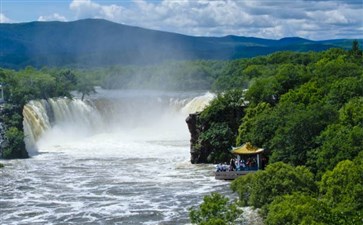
[1,90,233,224]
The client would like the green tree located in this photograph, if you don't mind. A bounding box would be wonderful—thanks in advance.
[275,63,308,92]
[338,97,363,127]
[319,158,363,223]
[236,102,277,149]
[2,127,28,159]
[189,192,243,225]
[198,122,234,163]
[349,40,362,61]
[326,77,363,108]
[244,76,282,106]
[231,162,317,210]
[270,103,335,166]
[52,70,77,97]
[76,78,96,101]
[311,124,363,176]
[266,193,335,225]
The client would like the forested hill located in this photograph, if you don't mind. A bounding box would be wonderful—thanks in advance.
[0,19,359,69]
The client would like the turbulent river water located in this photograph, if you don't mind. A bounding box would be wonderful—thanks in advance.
[0,89,234,225]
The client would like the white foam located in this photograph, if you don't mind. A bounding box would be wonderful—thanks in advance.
[2,90,236,224]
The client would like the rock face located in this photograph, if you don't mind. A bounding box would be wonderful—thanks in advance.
[185,99,247,164]
[186,113,209,164]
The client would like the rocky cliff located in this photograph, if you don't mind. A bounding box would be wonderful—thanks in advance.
[186,113,207,164]
[185,90,247,164]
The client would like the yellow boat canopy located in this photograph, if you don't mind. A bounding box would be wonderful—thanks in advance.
[231,142,264,155]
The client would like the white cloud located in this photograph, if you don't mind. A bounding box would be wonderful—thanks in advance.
[69,0,126,21]
[38,13,67,22]
[0,13,13,23]
[67,0,363,40]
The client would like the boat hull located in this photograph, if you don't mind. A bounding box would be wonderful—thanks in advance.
[215,170,256,180]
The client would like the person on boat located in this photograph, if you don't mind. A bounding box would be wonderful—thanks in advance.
[240,159,246,170]
[229,159,236,171]
[235,159,241,171]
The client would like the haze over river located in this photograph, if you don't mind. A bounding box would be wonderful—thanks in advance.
[0,90,232,224]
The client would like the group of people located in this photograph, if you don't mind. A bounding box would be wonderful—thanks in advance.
[216,158,258,172]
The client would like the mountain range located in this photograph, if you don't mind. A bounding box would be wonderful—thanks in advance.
[0,19,360,69]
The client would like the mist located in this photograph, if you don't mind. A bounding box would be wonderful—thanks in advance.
[23,89,214,155]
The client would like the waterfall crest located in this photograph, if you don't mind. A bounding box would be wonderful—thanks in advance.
[181,92,215,114]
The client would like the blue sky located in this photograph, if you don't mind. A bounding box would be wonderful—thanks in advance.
[0,0,362,40]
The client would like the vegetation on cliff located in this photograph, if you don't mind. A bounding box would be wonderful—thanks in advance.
[189,42,363,224]
[187,89,247,163]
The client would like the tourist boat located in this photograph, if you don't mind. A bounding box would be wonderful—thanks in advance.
[215,142,265,180]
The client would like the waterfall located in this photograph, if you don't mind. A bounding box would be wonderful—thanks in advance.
[22,91,215,154]
[181,92,215,114]
[23,98,103,153]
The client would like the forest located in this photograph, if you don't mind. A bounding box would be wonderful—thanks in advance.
[189,42,362,224]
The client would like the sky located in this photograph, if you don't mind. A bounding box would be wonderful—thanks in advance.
[0,0,362,40]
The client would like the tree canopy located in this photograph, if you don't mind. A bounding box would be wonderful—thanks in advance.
[190,42,363,225]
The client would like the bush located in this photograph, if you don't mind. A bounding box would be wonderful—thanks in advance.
[231,162,317,210]
[189,192,243,225]
[2,127,27,159]
[266,193,335,225]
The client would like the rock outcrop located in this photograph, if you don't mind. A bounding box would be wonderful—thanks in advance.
[186,112,213,164]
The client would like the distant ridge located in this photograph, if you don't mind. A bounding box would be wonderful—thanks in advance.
[0,19,360,68]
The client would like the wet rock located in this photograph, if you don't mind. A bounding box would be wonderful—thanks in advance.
[186,113,209,164]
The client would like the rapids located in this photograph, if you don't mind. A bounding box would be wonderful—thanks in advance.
[0,90,236,225]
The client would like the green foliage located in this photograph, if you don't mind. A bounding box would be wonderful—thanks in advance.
[320,159,363,216]
[231,162,316,210]
[194,89,246,163]
[0,67,78,106]
[312,124,363,176]
[244,76,281,106]
[75,77,96,101]
[200,89,246,131]
[309,97,363,176]
[194,44,362,225]
[230,153,363,225]
[189,192,243,225]
[0,163,4,168]
[52,70,77,98]
[349,40,363,61]
[236,102,276,148]
[198,122,234,163]
[326,77,363,108]
[338,97,363,127]
[266,193,335,225]
[2,127,27,159]
[234,45,363,172]
[278,81,326,106]
[270,103,335,166]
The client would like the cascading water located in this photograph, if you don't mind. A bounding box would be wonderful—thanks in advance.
[22,90,215,154]
[23,98,105,154]
[1,90,242,225]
